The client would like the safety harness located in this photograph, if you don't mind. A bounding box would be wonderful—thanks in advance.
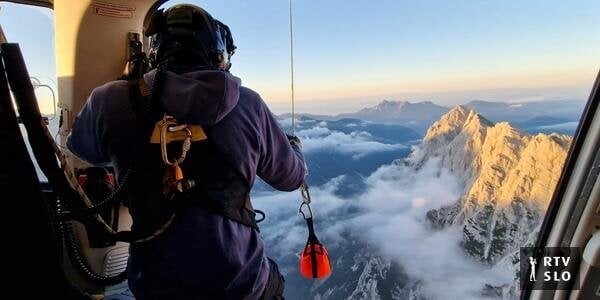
[123,76,258,242]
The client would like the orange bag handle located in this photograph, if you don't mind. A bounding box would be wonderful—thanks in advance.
[298,183,331,279]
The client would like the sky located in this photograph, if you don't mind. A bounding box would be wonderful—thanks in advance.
[1,0,599,114]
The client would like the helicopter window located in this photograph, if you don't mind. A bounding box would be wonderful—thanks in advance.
[0,2,57,181]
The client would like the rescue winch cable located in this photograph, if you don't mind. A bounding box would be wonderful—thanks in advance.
[288,0,332,279]
[289,0,296,135]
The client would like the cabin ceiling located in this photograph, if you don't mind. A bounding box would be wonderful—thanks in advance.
[0,0,53,9]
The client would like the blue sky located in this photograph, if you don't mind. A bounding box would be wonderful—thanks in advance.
[1,0,599,114]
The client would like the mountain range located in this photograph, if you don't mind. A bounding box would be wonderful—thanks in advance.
[283,99,585,135]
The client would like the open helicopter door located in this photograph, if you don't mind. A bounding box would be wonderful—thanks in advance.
[522,70,600,300]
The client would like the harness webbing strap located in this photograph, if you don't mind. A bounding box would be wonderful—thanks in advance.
[122,79,259,243]
[127,79,151,125]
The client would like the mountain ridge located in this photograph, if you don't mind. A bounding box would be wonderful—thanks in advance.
[335,100,448,133]
[419,106,571,294]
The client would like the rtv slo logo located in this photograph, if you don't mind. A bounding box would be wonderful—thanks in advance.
[529,256,572,282]
[521,247,581,291]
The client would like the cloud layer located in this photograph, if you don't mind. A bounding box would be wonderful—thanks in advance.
[255,155,513,299]
[281,118,408,159]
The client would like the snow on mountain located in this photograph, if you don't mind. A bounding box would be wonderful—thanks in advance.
[421,105,571,268]
[336,100,448,133]
[263,105,572,299]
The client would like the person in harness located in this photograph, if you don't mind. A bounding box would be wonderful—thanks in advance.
[67,3,306,299]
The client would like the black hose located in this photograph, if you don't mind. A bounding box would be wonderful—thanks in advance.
[53,194,128,286]
[2,43,127,286]
[61,166,132,219]
[61,220,127,285]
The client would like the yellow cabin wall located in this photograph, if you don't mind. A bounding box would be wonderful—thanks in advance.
[54,0,155,134]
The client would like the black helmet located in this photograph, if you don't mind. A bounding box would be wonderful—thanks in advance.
[143,3,236,71]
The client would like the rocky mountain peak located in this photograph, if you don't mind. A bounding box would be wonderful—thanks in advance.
[424,105,492,143]
[368,100,407,113]
[422,107,572,269]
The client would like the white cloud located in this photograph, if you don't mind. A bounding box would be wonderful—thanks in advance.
[295,121,406,159]
[296,126,331,137]
[256,158,513,299]
[277,118,407,159]
[353,159,512,299]
[277,117,317,129]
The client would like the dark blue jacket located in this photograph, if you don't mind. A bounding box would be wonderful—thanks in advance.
[67,69,306,299]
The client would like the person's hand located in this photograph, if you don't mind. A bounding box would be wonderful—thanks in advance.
[286,134,302,150]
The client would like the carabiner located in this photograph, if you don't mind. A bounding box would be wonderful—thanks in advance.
[300,182,311,204]
[298,182,313,220]
[159,115,192,166]
[299,201,313,220]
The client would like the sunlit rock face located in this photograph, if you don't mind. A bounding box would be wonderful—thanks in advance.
[266,106,571,299]
[422,106,571,265]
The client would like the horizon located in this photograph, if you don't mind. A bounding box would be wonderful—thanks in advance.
[269,91,590,115]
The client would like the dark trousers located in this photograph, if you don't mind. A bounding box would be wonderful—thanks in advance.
[260,258,285,300]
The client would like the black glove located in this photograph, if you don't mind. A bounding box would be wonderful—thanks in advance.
[286,134,302,150]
